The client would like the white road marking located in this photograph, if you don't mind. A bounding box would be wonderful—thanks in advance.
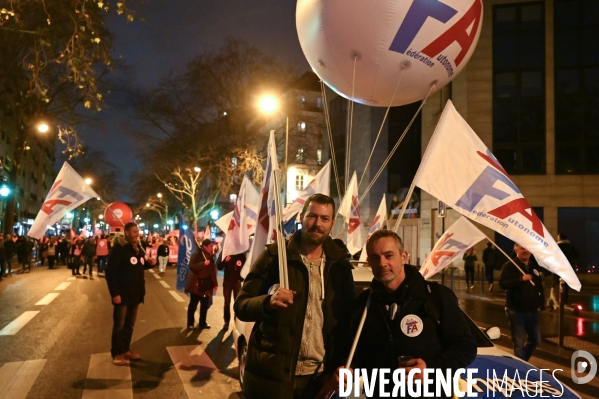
[159,281,170,289]
[148,269,155,273]
[35,293,60,306]
[0,359,47,399]
[54,282,71,291]
[0,311,40,336]
[152,274,161,280]
[82,353,132,399]
[169,291,186,303]
[67,277,76,281]
[167,345,241,399]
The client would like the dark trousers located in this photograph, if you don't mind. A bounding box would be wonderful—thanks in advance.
[83,255,94,274]
[111,304,139,357]
[485,264,494,284]
[71,258,81,275]
[187,293,209,327]
[97,256,107,273]
[464,265,475,286]
[223,280,241,323]
[506,308,541,361]
[0,258,5,279]
[48,256,56,269]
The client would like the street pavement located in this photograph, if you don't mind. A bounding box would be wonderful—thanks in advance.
[0,263,242,399]
[1,262,597,398]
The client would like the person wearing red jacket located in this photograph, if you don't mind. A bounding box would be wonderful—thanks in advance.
[185,239,217,329]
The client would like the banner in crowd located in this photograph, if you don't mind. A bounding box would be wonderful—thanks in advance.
[282,160,331,224]
[419,216,488,279]
[222,174,260,258]
[29,162,99,240]
[413,100,581,291]
[338,172,361,255]
[176,226,198,292]
[359,194,387,263]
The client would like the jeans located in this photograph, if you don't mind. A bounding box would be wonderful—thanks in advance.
[485,265,494,284]
[111,304,139,357]
[97,256,107,273]
[158,256,168,273]
[187,293,209,327]
[83,255,94,274]
[505,308,541,361]
[223,280,241,324]
[465,266,475,286]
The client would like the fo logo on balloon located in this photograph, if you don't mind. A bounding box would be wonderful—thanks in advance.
[297,0,483,106]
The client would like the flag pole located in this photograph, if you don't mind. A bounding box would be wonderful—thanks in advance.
[273,170,289,289]
[392,182,416,234]
[484,237,535,286]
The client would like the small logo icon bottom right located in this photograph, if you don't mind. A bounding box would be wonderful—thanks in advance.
[571,350,597,384]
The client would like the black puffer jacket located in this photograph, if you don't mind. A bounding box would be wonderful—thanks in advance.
[106,236,154,305]
[350,265,477,398]
[499,257,545,312]
[234,231,355,399]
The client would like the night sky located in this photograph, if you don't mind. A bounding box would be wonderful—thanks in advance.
[75,0,310,199]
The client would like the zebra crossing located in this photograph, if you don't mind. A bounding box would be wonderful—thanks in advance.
[0,346,240,399]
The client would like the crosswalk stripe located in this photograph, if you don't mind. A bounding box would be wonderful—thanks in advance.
[0,311,40,335]
[54,282,71,291]
[159,281,170,289]
[148,269,155,273]
[167,345,236,399]
[0,359,47,399]
[35,293,60,305]
[169,290,186,303]
[67,276,76,281]
[152,274,161,280]
[82,353,133,399]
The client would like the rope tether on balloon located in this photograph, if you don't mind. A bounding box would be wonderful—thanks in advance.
[320,79,342,200]
[346,55,358,192]
[358,84,436,207]
[357,65,406,190]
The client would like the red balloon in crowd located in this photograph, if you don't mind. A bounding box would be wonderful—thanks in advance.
[104,202,133,231]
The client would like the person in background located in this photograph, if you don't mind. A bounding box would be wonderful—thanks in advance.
[157,238,169,276]
[82,237,96,278]
[58,235,69,265]
[217,252,246,330]
[47,237,57,269]
[0,235,6,281]
[4,234,15,275]
[71,239,84,276]
[482,242,498,292]
[463,247,477,289]
[96,234,110,277]
[185,239,218,329]
[18,236,33,273]
[499,243,545,361]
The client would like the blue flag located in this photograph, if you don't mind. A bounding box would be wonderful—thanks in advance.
[176,226,198,293]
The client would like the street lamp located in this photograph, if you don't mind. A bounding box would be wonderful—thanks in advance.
[37,123,49,133]
[157,193,163,198]
[98,215,103,220]
[0,184,10,197]
[84,178,92,185]
[258,95,279,114]
[193,167,201,173]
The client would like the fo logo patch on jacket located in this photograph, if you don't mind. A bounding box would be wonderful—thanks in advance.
[400,315,423,337]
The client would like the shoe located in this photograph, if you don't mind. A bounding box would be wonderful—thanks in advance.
[488,283,493,292]
[223,322,229,330]
[470,285,475,289]
[112,355,128,366]
[124,351,141,360]
[188,325,196,330]
[199,323,211,329]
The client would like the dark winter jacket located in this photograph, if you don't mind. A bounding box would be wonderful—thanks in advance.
[233,230,355,399]
[499,257,545,312]
[185,248,217,296]
[106,236,154,305]
[82,239,96,257]
[349,265,477,398]
[483,247,498,267]
[218,253,246,283]
[157,243,170,257]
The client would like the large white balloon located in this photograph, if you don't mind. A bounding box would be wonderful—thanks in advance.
[296,0,483,106]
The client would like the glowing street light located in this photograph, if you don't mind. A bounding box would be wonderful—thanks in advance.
[66,212,73,219]
[167,220,173,225]
[146,203,150,207]
[193,167,201,173]
[98,215,104,219]
[157,193,163,198]
[258,95,278,114]
[37,123,49,133]
[153,224,159,229]
[84,178,92,185]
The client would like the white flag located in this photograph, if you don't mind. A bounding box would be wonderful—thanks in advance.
[28,162,99,240]
[283,160,331,223]
[338,172,361,255]
[248,131,279,266]
[222,175,260,258]
[414,100,581,291]
[359,194,387,263]
[419,217,488,279]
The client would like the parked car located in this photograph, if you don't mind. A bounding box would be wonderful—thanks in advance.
[233,266,581,398]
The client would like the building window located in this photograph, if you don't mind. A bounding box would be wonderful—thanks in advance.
[298,121,306,132]
[317,149,322,166]
[554,0,599,174]
[296,148,305,164]
[295,174,304,190]
[493,2,545,175]
[558,207,599,273]
[229,193,237,204]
